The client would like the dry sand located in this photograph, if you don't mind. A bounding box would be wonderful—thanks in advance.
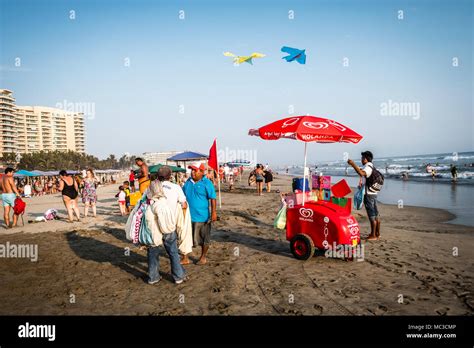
[0,174,472,315]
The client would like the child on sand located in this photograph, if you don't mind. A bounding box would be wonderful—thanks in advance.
[123,181,131,212]
[116,186,126,216]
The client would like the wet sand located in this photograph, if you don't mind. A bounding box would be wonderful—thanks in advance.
[0,174,472,315]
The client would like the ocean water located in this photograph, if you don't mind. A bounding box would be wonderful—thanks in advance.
[284,151,474,184]
[277,152,474,227]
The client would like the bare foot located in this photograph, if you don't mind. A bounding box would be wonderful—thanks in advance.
[180,256,191,265]
[196,258,207,265]
[366,235,377,241]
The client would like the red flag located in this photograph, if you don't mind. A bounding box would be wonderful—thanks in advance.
[208,139,218,170]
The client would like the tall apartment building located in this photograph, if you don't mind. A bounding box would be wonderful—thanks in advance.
[0,89,18,153]
[0,89,86,154]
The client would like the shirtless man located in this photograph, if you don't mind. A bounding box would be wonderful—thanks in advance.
[135,158,150,194]
[1,167,20,228]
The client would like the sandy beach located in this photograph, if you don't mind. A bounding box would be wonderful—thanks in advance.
[0,174,472,315]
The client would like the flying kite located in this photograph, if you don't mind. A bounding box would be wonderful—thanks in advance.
[223,52,266,65]
[281,46,306,64]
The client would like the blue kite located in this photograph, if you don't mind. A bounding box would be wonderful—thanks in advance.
[281,46,306,64]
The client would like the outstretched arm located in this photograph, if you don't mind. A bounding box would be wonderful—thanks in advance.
[347,159,367,177]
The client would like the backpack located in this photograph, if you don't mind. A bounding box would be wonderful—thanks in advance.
[14,197,26,215]
[365,164,384,193]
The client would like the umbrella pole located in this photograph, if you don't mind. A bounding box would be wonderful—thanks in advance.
[302,142,308,206]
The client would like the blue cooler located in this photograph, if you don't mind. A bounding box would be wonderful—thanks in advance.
[292,178,310,192]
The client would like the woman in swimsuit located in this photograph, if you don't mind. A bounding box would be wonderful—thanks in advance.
[58,170,81,223]
[255,165,265,196]
[82,168,98,218]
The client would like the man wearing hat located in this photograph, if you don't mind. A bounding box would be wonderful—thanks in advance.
[182,163,217,265]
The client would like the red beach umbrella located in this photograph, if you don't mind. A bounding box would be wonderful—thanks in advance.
[248,115,363,204]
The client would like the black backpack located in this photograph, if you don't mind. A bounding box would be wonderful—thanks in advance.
[366,164,384,193]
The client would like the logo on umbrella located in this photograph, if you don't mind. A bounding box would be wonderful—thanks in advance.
[302,121,328,130]
[282,117,300,128]
[327,120,347,132]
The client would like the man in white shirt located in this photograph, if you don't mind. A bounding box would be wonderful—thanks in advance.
[158,166,187,214]
[145,166,188,285]
[347,151,381,241]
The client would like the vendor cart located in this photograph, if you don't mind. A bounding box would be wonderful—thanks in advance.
[286,200,360,260]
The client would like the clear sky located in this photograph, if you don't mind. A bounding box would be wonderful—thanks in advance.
[0,0,472,165]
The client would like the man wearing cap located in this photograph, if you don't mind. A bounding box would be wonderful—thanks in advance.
[182,163,217,265]
[146,166,189,284]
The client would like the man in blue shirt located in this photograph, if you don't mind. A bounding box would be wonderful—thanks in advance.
[183,163,217,265]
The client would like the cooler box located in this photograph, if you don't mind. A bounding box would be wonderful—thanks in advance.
[312,175,331,190]
[295,191,312,205]
[331,179,351,198]
[331,197,352,214]
[292,178,310,192]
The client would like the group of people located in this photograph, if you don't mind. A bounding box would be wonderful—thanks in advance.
[250,164,273,195]
[0,167,101,228]
[17,176,61,196]
[126,162,217,285]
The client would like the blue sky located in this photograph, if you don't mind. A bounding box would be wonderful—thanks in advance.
[0,0,472,165]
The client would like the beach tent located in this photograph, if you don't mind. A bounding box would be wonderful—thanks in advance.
[148,164,186,173]
[14,169,38,177]
[249,115,363,205]
[166,151,208,168]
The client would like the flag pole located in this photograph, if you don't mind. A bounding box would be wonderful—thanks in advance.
[215,139,222,208]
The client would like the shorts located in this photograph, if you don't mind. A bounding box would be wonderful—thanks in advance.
[256,175,264,182]
[364,194,379,221]
[192,221,212,247]
[1,193,16,207]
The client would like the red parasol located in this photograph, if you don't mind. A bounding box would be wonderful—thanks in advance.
[249,115,363,204]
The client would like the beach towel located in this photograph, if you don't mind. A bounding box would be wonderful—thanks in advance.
[176,205,193,255]
[274,206,287,230]
[124,197,148,243]
[354,185,365,210]
[138,209,154,246]
[144,204,163,247]
[144,197,176,247]
[125,202,141,241]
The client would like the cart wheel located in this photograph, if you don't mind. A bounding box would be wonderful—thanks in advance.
[290,234,315,260]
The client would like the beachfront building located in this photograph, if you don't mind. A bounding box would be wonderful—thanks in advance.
[0,89,86,154]
[142,151,181,165]
[0,89,18,154]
